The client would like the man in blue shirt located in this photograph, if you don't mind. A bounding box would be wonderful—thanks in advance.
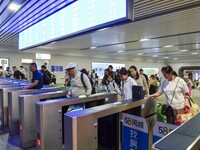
[24,63,43,89]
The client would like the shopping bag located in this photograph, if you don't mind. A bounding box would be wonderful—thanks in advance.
[175,97,199,125]
[157,103,166,123]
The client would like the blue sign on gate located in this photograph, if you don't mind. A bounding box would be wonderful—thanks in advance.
[153,121,177,143]
[122,113,148,150]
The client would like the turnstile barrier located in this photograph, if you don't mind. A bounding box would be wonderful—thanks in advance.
[35,93,118,150]
[64,98,156,150]
[8,86,68,135]
[0,86,26,126]
[19,90,69,149]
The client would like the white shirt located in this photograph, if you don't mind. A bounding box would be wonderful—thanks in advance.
[159,77,189,109]
[122,77,138,101]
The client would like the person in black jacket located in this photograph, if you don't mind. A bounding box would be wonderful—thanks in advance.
[41,65,51,85]
[12,66,24,79]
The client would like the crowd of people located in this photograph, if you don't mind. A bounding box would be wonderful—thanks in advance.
[0,62,196,124]
[0,63,56,89]
[0,66,26,80]
[63,62,197,125]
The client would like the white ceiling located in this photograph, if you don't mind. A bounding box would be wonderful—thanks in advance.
[1,1,200,63]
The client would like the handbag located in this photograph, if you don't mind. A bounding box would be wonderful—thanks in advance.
[184,96,200,115]
[161,104,173,116]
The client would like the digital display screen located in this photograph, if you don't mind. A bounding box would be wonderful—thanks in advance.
[51,66,63,72]
[142,68,159,77]
[19,0,132,50]
[92,62,125,79]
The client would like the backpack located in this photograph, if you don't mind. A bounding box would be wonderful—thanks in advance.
[81,72,96,94]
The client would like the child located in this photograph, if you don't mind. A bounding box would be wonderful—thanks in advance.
[106,75,121,95]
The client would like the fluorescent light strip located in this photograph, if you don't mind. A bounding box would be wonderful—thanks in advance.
[137,53,143,55]
[8,3,20,11]
[140,38,150,42]
[164,45,173,48]
[90,47,97,49]
[180,49,188,52]
[164,57,169,59]
[1,0,43,31]
[191,53,198,55]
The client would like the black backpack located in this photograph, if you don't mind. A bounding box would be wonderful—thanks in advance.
[81,72,96,94]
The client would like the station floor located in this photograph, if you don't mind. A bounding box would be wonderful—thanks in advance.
[0,89,199,150]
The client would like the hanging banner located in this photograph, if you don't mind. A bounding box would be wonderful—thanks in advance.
[122,113,148,150]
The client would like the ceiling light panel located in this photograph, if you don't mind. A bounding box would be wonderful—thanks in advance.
[140,38,150,42]
[164,45,173,48]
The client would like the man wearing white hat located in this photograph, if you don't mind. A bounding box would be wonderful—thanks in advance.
[65,62,92,97]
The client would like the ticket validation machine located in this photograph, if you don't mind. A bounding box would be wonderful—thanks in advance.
[35,93,118,150]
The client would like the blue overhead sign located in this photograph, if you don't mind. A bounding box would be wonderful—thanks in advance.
[122,113,148,150]
[19,0,133,50]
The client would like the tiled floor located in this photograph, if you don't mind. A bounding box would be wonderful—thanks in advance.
[0,132,36,150]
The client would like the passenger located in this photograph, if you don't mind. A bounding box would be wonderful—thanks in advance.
[184,72,193,96]
[129,66,149,95]
[41,65,51,86]
[24,63,43,89]
[119,67,137,101]
[64,73,71,86]
[115,69,121,88]
[0,66,5,77]
[51,68,56,84]
[94,73,99,86]
[108,65,116,80]
[155,74,160,82]
[65,62,92,97]
[139,68,149,84]
[5,67,12,78]
[19,66,26,79]
[148,65,189,124]
[149,74,160,94]
[91,69,95,79]
[106,75,121,95]
[172,70,178,76]
[12,66,24,79]
[101,69,110,86]
[80,68,96,94]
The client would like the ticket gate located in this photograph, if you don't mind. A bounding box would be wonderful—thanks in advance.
[19,90,69,149]
[0,86,26,126]
[8,86,68,135]
[64,98,156,150]
[35,93,118,150]
[152,113,200,150]
[0,79,30,86]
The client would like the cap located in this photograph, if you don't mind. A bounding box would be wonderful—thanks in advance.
[65,62,77,70]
